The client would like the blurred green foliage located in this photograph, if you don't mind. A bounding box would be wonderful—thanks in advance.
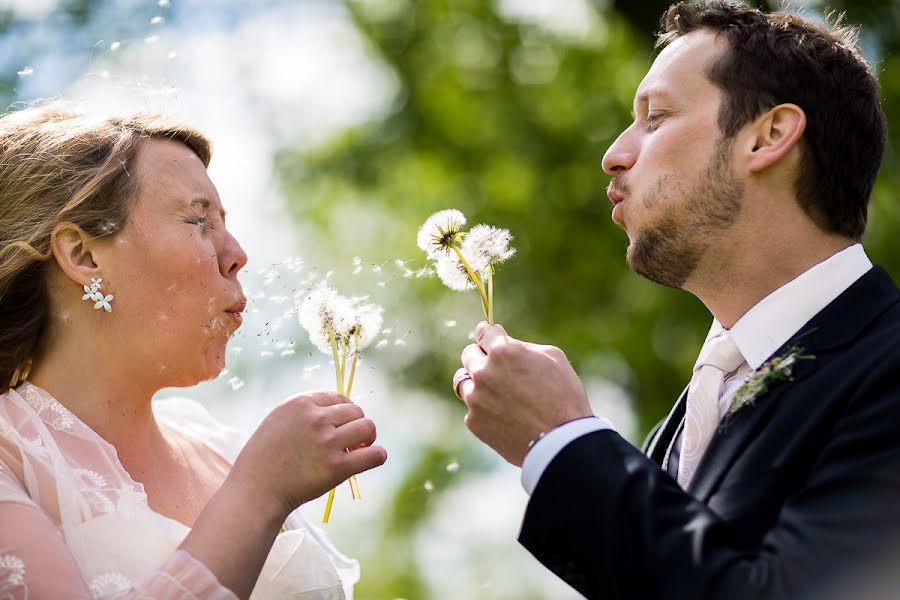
[273,1,900,594]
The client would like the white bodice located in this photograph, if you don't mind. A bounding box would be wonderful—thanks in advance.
[0,381,358,599]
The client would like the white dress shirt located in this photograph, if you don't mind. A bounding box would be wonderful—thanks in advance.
[521,244,874,495]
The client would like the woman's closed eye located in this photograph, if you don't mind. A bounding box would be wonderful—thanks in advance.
[185,213,214,230]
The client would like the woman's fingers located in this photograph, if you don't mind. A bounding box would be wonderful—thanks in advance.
[334,417,377,450]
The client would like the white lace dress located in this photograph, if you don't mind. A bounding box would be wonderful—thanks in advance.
[0,381,359,599]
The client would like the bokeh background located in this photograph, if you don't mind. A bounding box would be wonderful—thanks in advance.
[2,0,899,598]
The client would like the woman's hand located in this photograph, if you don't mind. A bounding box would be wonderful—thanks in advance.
[229,390,387,516]
[181,392,385,597]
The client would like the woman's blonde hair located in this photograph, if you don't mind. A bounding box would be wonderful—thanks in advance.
[0,101,212,392]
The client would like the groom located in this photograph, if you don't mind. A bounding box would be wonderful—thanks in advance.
[453,2,900,599]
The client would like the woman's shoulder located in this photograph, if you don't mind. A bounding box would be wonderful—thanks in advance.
[153,397,248,464]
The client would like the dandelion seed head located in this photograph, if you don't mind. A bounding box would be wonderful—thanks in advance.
[417,209,467,258]
[298,285,353,354]
[435,254,476,291]
[460,224,516,271]
[342,302,384,351]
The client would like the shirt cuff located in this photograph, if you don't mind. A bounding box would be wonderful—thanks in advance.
[520,416,615,496]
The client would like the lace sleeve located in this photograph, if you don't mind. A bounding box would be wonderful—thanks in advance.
[0,464,237,600]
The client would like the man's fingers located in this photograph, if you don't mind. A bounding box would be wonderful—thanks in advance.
[475,322,511,354]
[460,343,488,372]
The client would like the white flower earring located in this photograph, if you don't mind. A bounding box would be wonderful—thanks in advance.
[81,277,115,312]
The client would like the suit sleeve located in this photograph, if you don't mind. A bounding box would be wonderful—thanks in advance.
[518,363,900,600]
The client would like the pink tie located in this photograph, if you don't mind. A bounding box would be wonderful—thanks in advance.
[678,332,745,488]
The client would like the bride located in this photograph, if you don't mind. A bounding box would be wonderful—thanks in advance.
[0,103,387,599]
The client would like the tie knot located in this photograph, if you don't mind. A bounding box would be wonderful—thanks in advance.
[695,332,744,374]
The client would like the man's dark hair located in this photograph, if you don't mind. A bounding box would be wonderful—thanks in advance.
[657,1,886,240]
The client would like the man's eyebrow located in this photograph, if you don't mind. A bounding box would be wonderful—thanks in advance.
[190,198,227,219]
[630,89,675,119]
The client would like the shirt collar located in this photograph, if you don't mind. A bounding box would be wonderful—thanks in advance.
[708,243,873,370]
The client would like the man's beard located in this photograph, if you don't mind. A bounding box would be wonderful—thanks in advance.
[626,138,744,289]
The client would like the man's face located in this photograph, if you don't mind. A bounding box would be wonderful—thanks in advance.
[602,29,744,289]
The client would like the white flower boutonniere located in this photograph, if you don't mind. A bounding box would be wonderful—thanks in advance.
[724,345,815,424]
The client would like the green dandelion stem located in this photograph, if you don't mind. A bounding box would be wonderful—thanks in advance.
[488,267,494,325]
[450,245,490,320]
[345,330,361,398]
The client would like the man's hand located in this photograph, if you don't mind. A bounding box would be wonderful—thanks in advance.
[454,321,593,466]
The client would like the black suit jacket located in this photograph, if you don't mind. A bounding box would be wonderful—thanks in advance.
[519,266,900,599]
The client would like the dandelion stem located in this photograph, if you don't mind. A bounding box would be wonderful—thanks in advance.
[346,330,361,398]
[340,343,348,392]
[450,245,489,319]
[323,488,336,523]
[324,329,343,523]
[488,267,494,325]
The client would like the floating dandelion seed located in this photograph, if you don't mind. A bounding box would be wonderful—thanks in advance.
[144,35,159,44]
[260,351,273,358]
[158,0,170,5]
[228,377,245,391]
[394,339,407,347]
[167,51,177,60]
[417,209,467,258]
[444,320,457,328]
[99,70,111,79]
[446,462,460,472]
[17,66,33,78]
[375,339,389,349]
[424,480,434,492]
[280,348,296,357]
[151,16,164,25]
[110,41,121,51]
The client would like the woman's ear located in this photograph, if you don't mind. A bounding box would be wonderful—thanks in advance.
[49,222,102,287]
[746,103,807,173]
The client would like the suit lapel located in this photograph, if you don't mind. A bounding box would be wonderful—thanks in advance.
[646,384,689,465]
[687,265,900,500]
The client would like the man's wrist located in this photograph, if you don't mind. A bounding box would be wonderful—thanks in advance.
[521,416,616,496]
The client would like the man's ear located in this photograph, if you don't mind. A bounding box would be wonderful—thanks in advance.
[49,222,102,287]
[746,103,807,173]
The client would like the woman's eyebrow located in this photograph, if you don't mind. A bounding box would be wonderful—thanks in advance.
[190,198,227,219]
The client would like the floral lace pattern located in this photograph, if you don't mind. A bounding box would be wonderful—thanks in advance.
[0,553,26,596]
[89,572,133,597]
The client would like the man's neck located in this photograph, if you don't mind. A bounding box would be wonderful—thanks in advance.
[685,231,856,329]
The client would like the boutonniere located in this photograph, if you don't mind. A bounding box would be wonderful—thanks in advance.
[724,344,815,424]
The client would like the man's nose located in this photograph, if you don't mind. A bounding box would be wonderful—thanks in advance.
[602,129,638,175]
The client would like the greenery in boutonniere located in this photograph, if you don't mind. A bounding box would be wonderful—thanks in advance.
[723,344,815,425]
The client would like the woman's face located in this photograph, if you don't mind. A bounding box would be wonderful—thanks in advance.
[97,138,247,387]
